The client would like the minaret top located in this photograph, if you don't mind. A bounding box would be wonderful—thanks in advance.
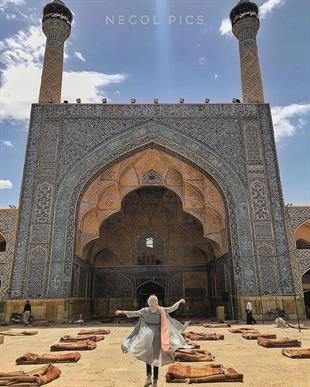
[43,0,73,27]
[229,0,259,27]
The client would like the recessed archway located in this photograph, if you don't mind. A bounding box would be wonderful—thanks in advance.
[302,269,310,318]
[295,220,310,249]
[0,233,6,253]
[137,281,165,309]
[72,184,231,316]
[76,148,228,262]
[46,124,258,300]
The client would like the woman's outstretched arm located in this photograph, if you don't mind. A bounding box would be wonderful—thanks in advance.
[115,309,143,318]
[164,299,186,314]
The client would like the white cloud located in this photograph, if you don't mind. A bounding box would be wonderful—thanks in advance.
[219,18,232,36]
[1,140,14,147]
[199,56,207,65]
[219,0,285,36]
[298,118,306,128]
[113,90,121,96]
[0,24,45,67]
[0,0,24,8]
[5,12,16,19]
[260,0,283,18]
[0,0,24,4]
[74,51,86,62]
[0,24,128,121]
[62,71,126,103]
[0,180,13,189]
[214,73,218,80]
[271,103,310,141]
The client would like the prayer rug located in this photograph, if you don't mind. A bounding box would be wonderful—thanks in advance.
[242,332,276,340]
[50,340,96,351]
[185,339,200,348]
[166,363,243,383]
[257,337,301,348]
[1,330,38,336]
[228,327,256,334]
[16,352,81,364]
[203,323,231,328]
[0,364,60,385]
[183,332,224,341]
[288,323,310,330]
[281,348,310,358]
[174,349,215,362]
[60,335,105,342]
[78,329,110,335]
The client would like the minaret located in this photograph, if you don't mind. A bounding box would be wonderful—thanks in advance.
[230,0,264,103]
[38,0,73,103]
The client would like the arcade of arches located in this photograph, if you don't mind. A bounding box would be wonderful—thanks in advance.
[294,220,310,318]
[71,149,234,316]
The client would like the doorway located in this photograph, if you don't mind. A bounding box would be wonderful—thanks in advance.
[137,281,165,308]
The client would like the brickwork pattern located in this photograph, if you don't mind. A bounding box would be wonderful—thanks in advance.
[232,16,264,103]
[39,18,71,103]
[9,103,294,302]
[0,209,18,300]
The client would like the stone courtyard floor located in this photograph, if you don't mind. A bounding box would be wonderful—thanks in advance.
[1,322,310,387]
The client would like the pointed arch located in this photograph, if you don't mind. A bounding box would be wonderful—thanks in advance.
[0,233,6,252]
[48,121,256,297]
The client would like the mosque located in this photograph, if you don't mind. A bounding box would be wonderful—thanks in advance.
[0,0,309,322]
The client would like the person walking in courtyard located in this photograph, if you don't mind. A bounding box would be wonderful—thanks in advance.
[246,300,256,325]
[23,300,32,325]
[115,296,191,387]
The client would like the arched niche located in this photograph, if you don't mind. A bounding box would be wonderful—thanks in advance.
[295,220,310,249]
[82,186,219,267]
[0,233,6,252]
[76,148,227,261]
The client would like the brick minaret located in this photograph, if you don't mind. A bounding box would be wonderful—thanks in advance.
[230,0,264,103]
[39,0,73,103]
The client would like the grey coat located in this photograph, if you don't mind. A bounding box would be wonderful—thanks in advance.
[121,301,192,367]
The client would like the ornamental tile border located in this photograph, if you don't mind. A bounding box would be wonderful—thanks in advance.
[0,209,18,300]
[49,122,257,298]
[9,103,297,301]
[258,106,295,294]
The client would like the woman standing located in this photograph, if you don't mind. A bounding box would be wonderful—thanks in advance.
[115,295,191,387]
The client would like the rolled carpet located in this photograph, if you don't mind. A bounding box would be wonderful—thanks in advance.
[281,348,310,358]
[0,364,60,385]
[183,331,224,341]
[166,363,243,383]
[1,330,38,336]
[228,327,256,334]
[78,328,110,335]
[174,349,215,362]
[257,337,301,348]
[288,323,310,330]
[50,340,96,351]
[60,335,105,342]
[16,352,81,364]
[185,339,200,349]
[242,332,276,340]
[203,323,231,328]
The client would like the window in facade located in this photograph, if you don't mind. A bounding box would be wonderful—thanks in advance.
[146,237,154,248]
[137,234,163,265]
[0,233,6,252]
[296,239,310,249]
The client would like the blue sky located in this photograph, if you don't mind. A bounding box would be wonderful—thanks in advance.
[0,0,309,207]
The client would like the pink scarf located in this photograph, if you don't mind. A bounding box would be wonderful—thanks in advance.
[159,307,170,354]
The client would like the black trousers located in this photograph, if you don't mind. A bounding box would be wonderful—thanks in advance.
[146,364,159,380]
[246,310,256,325]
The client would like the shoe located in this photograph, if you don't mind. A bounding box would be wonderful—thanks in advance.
[144,376,152,387]
[152,380,158,387]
